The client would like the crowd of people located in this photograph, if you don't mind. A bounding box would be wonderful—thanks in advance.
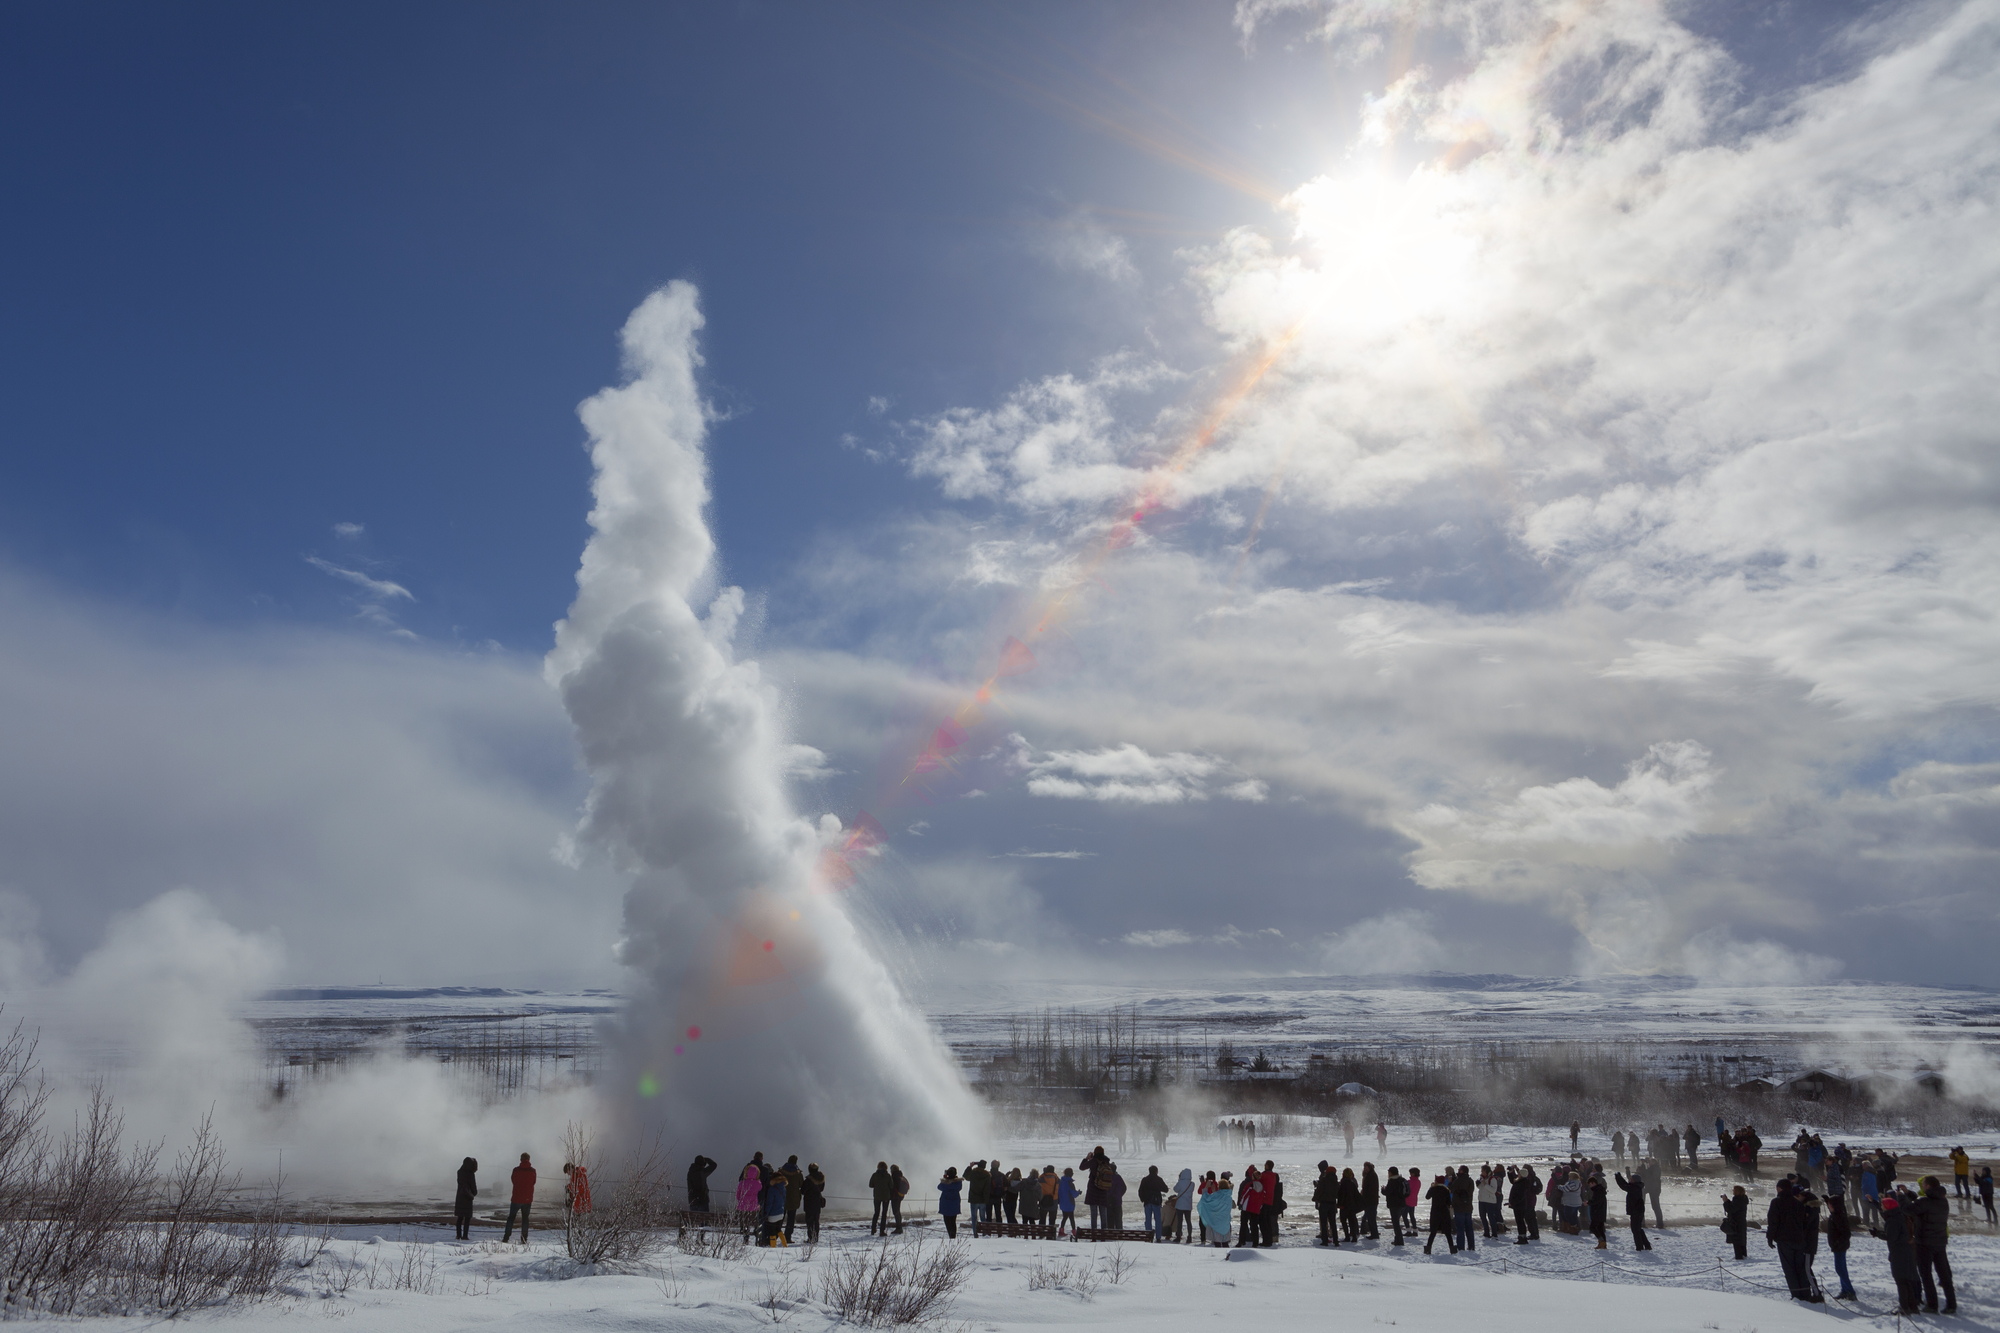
[458,1120,1990,1317]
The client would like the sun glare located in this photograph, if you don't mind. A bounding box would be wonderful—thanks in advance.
[1284,167,1484,338]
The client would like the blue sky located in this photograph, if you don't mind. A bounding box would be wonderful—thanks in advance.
[2,1,1376,641]
[2,0,1996,991]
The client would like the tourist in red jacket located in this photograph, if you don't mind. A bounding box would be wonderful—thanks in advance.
[503,1153,536,1243]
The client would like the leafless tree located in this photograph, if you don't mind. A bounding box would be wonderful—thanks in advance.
[559,1123,672,1266]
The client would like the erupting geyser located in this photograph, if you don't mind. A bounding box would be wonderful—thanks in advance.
[545,283,981,1181]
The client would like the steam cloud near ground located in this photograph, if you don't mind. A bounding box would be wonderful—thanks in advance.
[1,891,594,1196]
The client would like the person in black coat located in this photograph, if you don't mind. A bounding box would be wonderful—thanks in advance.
[1360,1163,1381,1239]
[454,1157,478,1240]
[868,1161,895,1236]
[1721,1185,1749,1259]
[802,1163,826,1245]
[686,1155,717,1212]
[1450,1166,1478,1253]
[1825,1193,1855,1300]
[1614,1170,1651,1249]
[1586,1172,1609,1250]
[1385,1167,1406,1244]
[1908,1177,1957,1314]
[1423,1175,1457,1254]
[1875,1193,1924,1314]
[1313,1162,1339,1246]
[1766,1181,1821,1302]
[1508,1169,1538,1243]
[1337,1168,1361,1242]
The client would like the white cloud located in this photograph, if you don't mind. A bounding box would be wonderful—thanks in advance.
[1122,925,1284,948]
[1035,212,1139,283]
[332,521,365,539]
[1124,928,1195,947]
[1001,848,1097,859]
[1321,910,1447,975]
[779,2,2000,985]
[306,554,417,635]
[1410,741,1716,850]
[782,743,838,779]
[305,555,412,602]
[905,353,1180,506]
[1012,736,1269,805]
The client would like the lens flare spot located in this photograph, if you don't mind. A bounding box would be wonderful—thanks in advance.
[637,1073,660,1098]
[789,909,801,920]
[762,939,775,952]
[686,1025,702,1041]
[673,1045,684,1056]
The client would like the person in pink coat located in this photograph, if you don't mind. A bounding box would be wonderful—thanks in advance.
[736,1162,763,1227]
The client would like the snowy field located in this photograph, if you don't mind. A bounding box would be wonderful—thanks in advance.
[108,1212,2000,1333]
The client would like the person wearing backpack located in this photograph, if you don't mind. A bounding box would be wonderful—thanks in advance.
[1337,1167,1360,1242]
[1260,1161,1284,1247]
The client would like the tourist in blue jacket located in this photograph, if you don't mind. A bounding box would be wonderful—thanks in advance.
[937,1167,963,1238]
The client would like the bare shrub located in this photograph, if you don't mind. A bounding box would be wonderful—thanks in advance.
[1101,1245,1139,1284]
[558,1125,672,1266]
[815,1235,973,1327]
[294,1213,336,1269]
[146,1110,290,1311]
[1,1081,159,1313]
[0,1022,49,1215]
[374,1240,439,1294]
[0,1025,289,1316]
[1025,1251,1099,1300]
[743,1265,804,1323]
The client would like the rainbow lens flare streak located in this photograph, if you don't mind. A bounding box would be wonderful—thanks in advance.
[817,324,1303,890]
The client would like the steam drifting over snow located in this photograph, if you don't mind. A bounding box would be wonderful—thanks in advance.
[546,282,980,1175]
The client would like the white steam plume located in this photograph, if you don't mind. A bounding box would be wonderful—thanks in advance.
[4,890,595,1197]
[547,283,981,1182]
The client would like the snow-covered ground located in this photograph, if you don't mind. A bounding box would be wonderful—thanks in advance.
[131,1210,2000,1333]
